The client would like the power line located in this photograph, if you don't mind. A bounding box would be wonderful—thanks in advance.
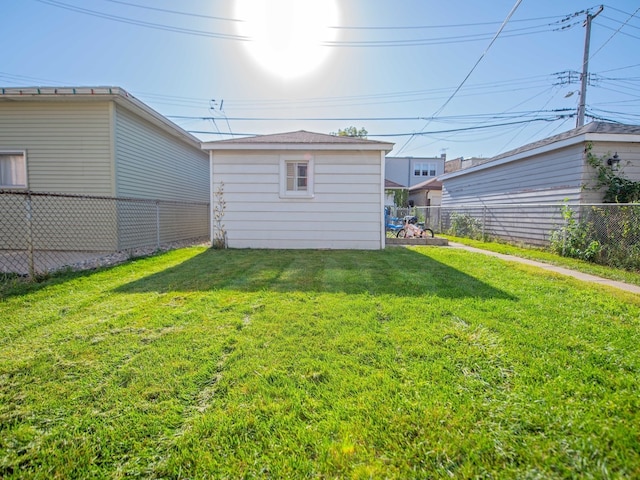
[187,116,572,139]
[167,109,574,123]
[92,0,573,34]
[397,0,524,155]
[34,0,251,41]
[34,0,573,48]
[591,7,640,60]
[100,0,243,23]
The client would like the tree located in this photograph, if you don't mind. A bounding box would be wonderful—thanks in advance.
[331,126,368,138]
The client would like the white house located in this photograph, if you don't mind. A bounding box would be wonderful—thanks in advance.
[385,154,446,189]
[202,131,394,249]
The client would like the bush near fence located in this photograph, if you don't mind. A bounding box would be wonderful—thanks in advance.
[1,191,209,277]
[385,203,640,271]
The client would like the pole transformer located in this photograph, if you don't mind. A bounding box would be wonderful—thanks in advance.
[576,6,603,128]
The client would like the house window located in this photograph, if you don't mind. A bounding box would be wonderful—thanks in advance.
[413,162,436,177]
[280,155,314,198]
[0,151,27,188]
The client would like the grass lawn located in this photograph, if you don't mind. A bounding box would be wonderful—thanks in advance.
[1,246,639,478]
[443,235,640,287]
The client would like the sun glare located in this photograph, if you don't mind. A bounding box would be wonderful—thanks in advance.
[235,0,339,79]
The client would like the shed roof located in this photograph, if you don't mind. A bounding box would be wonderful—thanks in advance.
[202,130,394,152]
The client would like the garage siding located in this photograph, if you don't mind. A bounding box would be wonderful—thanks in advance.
[212,151,383,249]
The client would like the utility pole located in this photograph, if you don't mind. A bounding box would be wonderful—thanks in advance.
[576,5,603,128]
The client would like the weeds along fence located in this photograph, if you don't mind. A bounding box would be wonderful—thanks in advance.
[1,190,209,277]
[386,203,640,270]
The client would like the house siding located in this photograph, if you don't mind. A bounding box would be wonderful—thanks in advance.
[441,144,586,246]
[0,101,113,195]
[0,101,118,251]
[113,104,209,201]
[113,104,210,248]
[212,150,382,249]
[581,141,640,203]
[442,144,585,205]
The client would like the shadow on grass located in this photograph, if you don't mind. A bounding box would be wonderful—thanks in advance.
[114,248,514,300]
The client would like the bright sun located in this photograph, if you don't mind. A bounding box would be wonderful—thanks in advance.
[235,0,339,79]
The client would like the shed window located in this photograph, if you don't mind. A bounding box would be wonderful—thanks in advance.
[414,162,436,177]
[286,162,308,192]
[0,152,27,188]
[280,155,314,198]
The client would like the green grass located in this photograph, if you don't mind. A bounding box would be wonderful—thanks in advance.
[443,235,640,287]
[1,246,639,478]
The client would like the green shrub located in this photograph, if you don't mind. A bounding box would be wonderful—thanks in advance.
[549,205,601,261]
[448,212,483,240]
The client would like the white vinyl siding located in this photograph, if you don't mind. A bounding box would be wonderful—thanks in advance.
[211,150,383,249]
[0,101,113,195]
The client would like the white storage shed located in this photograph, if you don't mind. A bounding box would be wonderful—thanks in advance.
[202,131,394,249]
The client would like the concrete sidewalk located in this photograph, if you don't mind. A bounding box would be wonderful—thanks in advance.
[448,242,640,295]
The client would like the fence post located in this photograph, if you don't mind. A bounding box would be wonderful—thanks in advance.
[25,191,35,279]
[482,206,487,240]
[155,201,161,250]
[562,208,568,257]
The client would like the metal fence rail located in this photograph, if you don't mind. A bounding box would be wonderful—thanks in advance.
[1,191,209,277]
[385,203,640,270]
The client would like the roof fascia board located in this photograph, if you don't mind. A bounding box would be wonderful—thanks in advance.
[201,142,394,152]
[441,131,640,181]
[111,94,203,148]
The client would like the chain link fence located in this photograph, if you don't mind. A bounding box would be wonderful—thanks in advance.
[1,191,209,277]
[385,203,640,270]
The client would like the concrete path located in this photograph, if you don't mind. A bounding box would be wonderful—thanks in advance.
[448,242,640,295]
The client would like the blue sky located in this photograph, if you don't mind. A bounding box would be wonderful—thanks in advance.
[2,0,639,160]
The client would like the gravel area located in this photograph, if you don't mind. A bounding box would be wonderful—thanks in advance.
[1,237,210,277]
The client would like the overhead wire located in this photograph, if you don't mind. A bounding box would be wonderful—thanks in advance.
[20,0,640,157]
[591,7,640,60]
[396,0,524,155]
[34,0,572,48]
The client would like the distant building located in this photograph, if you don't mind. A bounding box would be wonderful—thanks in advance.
[445,156,490,173]
[384,178,405,206]
[385,154,446,189]
[409,178,443,207]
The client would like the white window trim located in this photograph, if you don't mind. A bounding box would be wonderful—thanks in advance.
[413,161,437,177]
[279,154,314,199]
[0,150,28,189]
